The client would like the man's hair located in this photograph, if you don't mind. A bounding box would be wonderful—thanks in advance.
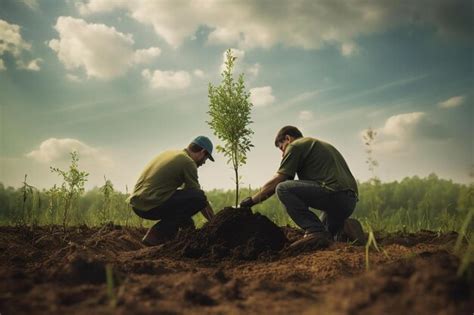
[188,143,204,153]
[274,126,303,146]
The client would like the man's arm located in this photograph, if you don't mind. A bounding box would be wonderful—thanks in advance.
[249,173,288,205]
[200,201,215,221]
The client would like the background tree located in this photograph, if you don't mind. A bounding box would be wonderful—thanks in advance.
[207,49,254,207]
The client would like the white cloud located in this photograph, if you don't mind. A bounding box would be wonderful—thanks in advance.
[208,28,241,45]
[78,0,200,48]
[247,63,260,77]
[76,0,472,52]
[0,19,31,56]
[26,138,111,165]
[76,0,127,15]
[364,112,449,154]
[66,73,81,82]
[193,69,205,78]
[438,95,465,109]
[20,0,39,10]
[250,86,275,107]
[299,110,313,121]
[340,42,358,57]
[132,46,161,64]
[49,17,161,79]
[48,17,133,79]
[0,19,41,70]
[17,58,43,71]
[142,69,191,89]
[16,138,115,189]
[382,112,427,138]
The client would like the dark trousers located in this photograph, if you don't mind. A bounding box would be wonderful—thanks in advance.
[133,189,207,237]
[276,180,357,235]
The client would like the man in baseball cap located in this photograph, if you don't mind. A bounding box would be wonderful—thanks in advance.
[127,136,215,246]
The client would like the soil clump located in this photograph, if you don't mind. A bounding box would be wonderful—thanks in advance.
[160,207,287,260]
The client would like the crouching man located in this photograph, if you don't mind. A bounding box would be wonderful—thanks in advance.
[240,126,365,247]
[127,136,215,246]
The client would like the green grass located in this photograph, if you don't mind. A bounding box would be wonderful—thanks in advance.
[0,173,472,237]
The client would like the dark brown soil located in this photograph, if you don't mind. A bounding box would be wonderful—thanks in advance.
[0,210,472,315]
[160,207,287,261]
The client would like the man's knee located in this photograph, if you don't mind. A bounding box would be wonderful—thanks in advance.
[276,181,291,199]
[132,207,150,220]
[187,189,207,209]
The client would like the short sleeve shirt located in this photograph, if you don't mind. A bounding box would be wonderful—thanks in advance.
[278,137,358,194]
[126,150,200,211]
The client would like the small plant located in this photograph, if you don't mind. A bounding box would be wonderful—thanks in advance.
[454,207,473,254]
[99,176,114,224]
[365,225,389,271]
[50,151,89,230]
[362,128,383,230]
[457,239,473,278]
[124,185,132,227]
[45,184,61,224]
[208,48,254,207]
[19,174,40,227]
[105,264,117,307]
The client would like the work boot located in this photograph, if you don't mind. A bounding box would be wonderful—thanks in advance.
[142,225,174,246]
[289,230,332,248]
[336,218,366,245]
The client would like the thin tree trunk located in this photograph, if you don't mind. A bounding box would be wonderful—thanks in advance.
[234,166,239,208]
[233,147,239,208]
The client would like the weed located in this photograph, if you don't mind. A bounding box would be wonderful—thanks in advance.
[45,184,60,224]
[19,174,39,227]
[457,240,473,279]
[454,207,473,254]
[105,264,117,308]
[99,176,114,224]
[365,225,389,271]
[50,151,88,230]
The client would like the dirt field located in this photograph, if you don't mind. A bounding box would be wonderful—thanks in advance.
[0,208,472,315]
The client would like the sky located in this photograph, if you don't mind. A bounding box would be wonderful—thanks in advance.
[0,0,472,192]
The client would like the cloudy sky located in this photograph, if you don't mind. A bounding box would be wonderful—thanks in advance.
[1,0,472,192]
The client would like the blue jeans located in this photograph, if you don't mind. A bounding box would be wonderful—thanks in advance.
[276,180,357,235]
[133,189,207,236]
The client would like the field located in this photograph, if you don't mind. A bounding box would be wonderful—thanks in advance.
[1,207,472,315]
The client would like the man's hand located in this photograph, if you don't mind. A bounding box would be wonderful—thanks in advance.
[239,197,255,208]
[200,203,215,221]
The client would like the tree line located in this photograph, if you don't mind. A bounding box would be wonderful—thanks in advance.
[0,172,472,233]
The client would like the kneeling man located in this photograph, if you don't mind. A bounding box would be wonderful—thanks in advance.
[240,126,364,246]
[127,136,215,246]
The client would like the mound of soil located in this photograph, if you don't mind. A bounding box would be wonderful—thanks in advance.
[162,207,287,260]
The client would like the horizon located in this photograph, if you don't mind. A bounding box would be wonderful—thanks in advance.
[1,0,472,192]
[0,172,470,193]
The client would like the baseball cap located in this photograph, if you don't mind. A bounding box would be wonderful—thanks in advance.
[191,136,215,162]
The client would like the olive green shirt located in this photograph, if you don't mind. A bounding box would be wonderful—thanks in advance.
[126,150,200,211]
[278,137,358,195]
